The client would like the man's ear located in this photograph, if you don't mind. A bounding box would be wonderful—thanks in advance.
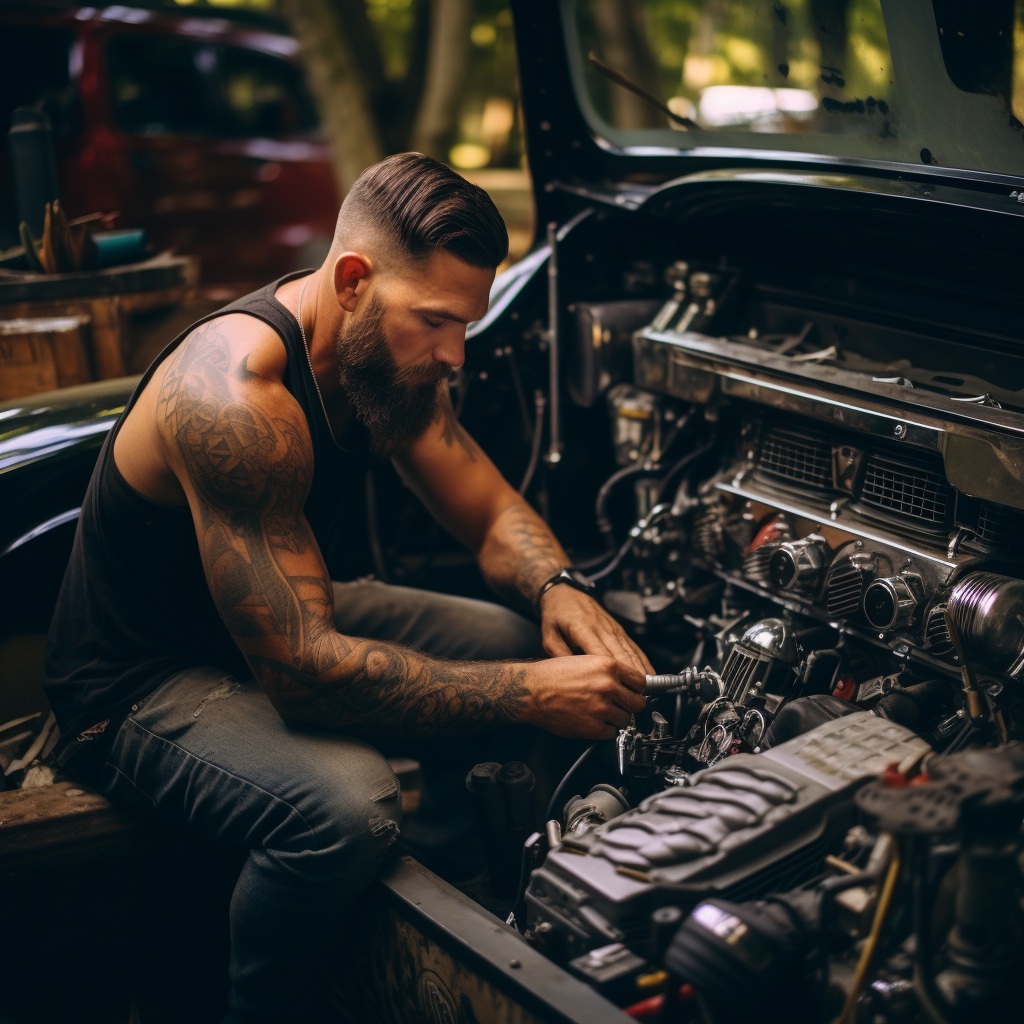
[332,252,372,312]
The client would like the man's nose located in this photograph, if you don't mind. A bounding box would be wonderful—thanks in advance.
[433,332,466,370]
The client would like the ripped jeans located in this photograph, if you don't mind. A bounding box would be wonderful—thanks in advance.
[89,580,544,1023]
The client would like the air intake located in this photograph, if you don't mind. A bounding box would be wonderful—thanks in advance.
[721,644,763,702]
[721,618,798,703]
[859,452,951,526]
[924,604,953,657]
[756,426,833,490]
[948,573,1024,678]
[742,545,775,584]
[825,559,865,618]
[975,501,1024,551]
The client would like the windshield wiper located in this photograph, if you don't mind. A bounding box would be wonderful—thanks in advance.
[587,52,698,130]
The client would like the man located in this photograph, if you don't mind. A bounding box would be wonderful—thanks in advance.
[44,154,652,1022]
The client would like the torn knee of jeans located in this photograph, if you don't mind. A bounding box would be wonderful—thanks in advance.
[369,816,400,845]
[371,781,401,804]
[193,679,241,718]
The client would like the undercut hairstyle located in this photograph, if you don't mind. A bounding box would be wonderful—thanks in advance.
[333,152,509,270]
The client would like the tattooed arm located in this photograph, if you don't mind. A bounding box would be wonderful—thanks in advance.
[394,392,654,674]
[157,319,644,736]
[394,393,563,604]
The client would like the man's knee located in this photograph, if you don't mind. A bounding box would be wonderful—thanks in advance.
[275,738,402,884]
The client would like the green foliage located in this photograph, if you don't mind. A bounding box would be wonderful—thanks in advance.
[363,0,523,167]
[579,0,895,135]
[365,0,422,82]
[455,1,523,167]
[156,0,525,167]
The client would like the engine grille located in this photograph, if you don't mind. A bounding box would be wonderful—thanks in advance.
[859,452,951,526]
[825,560,864,618]
[924,605,953,656]
[756,426,833,490]
[693,508,726,560]
[742,545,775,584]
[721,644,765,701]
[975,501,1024,550]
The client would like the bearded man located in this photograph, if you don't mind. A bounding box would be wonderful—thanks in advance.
[44,154,652,1023]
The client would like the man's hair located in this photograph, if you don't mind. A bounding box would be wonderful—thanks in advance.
[333,153,509,270]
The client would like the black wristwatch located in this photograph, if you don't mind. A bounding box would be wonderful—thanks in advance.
[536,568,596,609]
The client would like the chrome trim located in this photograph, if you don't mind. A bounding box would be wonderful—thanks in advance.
[863,576,921,631]
[634,328,1024,510]
[715,474,958,576]
[948,573,1024,680]
[1,507,81,556]
[737,617,798,663]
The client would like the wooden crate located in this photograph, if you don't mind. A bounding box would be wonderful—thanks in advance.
[0,315,92,401]
[0,253,199,383]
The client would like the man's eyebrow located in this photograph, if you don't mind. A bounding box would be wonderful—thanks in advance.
[412,306,474,324]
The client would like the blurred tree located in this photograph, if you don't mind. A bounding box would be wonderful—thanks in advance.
[280,0,471,193]
[590,0,664,128]
[413,0,472,157]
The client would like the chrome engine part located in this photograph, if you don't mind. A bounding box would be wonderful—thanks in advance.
[949,572,1024,679]
[719,617,797,704]
[518,269,1024,1023]
[506,198,1024,1023]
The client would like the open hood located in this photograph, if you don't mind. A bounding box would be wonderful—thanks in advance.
[513,0,1024,226]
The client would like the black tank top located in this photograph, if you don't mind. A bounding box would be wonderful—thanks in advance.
[44,272,371,746]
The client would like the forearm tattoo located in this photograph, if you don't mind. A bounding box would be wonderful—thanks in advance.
[487,502,565,606]
[157,323,529,734]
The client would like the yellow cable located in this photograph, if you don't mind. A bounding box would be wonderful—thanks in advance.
[836,837,901,1024]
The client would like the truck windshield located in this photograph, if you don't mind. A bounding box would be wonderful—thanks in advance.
[569,0,1024,177]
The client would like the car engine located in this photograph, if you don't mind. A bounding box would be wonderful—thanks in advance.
[465,209,1024,1023]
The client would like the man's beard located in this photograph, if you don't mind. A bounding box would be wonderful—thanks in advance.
[336,295,450,457]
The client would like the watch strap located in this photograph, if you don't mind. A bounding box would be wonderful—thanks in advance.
[536,568,594,609]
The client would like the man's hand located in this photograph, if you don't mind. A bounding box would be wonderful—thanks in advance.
[395,401,654,678]
[538,585,654,676]
[523,655,646,738]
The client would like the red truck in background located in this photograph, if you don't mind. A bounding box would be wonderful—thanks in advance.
[0,4,339,283]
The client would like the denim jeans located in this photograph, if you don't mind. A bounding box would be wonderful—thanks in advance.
[89,580,545,1023]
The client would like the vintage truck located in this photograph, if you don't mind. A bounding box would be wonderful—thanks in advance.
[3,3,1024,1022]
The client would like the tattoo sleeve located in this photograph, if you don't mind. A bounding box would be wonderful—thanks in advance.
[157,322,529,735]
[480,501,568,609]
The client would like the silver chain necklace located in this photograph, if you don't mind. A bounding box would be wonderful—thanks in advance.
[296,274,339,447]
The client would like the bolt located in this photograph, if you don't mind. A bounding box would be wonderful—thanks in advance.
[510,959,522,969]
[893,423,906,438]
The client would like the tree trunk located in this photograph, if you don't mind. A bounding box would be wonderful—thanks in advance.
[411,0,472,160]
[280,0,385,196]
[591,0,664,129]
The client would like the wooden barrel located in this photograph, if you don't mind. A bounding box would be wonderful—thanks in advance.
[0,315,92,400]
